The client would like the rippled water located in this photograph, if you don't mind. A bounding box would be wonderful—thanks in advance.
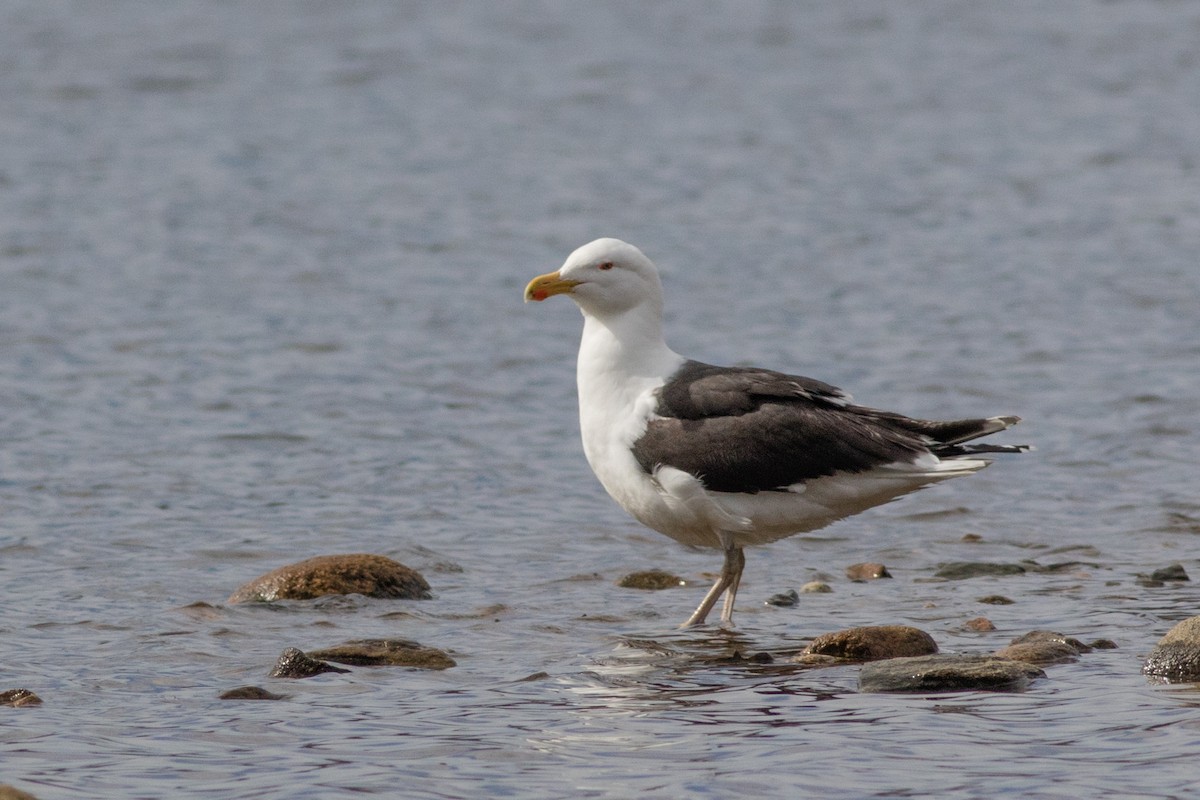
[3,2,1200,797]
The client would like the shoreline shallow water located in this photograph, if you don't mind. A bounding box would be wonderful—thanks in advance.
[4,2,1200,797]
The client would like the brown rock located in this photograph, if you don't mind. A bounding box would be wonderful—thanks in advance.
[1144,616,1200,681]
[977,595,1015,605]
[0,785,40,800]
[228,554,431,603]
[800,625,938,662]
[846,562,891,581]
[617,569,685,590]
[269,647,351,679]
[0,689,42,707]
[309,639,456,670]
[964,617,996,632]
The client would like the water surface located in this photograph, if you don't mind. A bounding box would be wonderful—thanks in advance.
[2,2,1200,797]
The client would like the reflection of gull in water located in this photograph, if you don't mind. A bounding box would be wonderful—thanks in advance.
[526,238,1028,627]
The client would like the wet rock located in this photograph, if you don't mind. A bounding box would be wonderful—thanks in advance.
[934,562,1026,580]
[1144,617,1200,681]
[860,654,1045,693]
[977,594,1015,605]
[964,617,996,632]
[994,641,1080,665]
[1151,563,1189,582]
[961,533,984,543]
[309,638,456,670]
[800,625,938,662]
[1009,630,1091,653]
[617,569,685,590]
[269,647,351,679]
[765,589,799,607]
[228,554,431,603]
[219,686,289,700]
[0,689,42,707]
[1089,639,1119,650]
[0,785,40,800]
[846,562,891,581]
[800,581,833,593]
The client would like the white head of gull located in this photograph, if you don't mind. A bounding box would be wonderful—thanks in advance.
[525,238,1027,627]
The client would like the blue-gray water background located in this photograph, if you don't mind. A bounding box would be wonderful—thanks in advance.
[2,2,1200,797]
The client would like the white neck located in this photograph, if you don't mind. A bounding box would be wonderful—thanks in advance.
[576,302,680,389]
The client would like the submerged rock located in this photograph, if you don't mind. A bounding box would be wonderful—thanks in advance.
[934,562,1026,580]
[964,617,996,632]
[219,686,289,700]
[1144,616,1200,681]
[1008,630,1092,654]
[860,654,1045,693]
[1151,564,1189,582]
[800,581,833,594]
[228,554,431,603]
[0,689,42,707]
[617,569,685,590]
[977,594,1015,605]
[800,625,938,663]
[994,641,1080,665]
[845,562,891,581]
[269,647,351,679]
[765,589,799,607]
[309,639,456,670]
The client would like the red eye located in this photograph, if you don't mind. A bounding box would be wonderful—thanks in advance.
[598,262,614,270]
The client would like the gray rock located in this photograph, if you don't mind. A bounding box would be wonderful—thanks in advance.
[765,589,799,607]
[860,654,1045,693]
[994,641,1079,665]
[1008,630,1091,653]
[800,581,833,593]
[934,562,1026,580]
[228,554,431,603]
[1150,563,1189,582]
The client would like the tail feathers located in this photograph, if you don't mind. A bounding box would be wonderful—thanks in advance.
[934,442,1032,459]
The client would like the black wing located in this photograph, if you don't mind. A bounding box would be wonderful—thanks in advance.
[630,360,1022,494]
